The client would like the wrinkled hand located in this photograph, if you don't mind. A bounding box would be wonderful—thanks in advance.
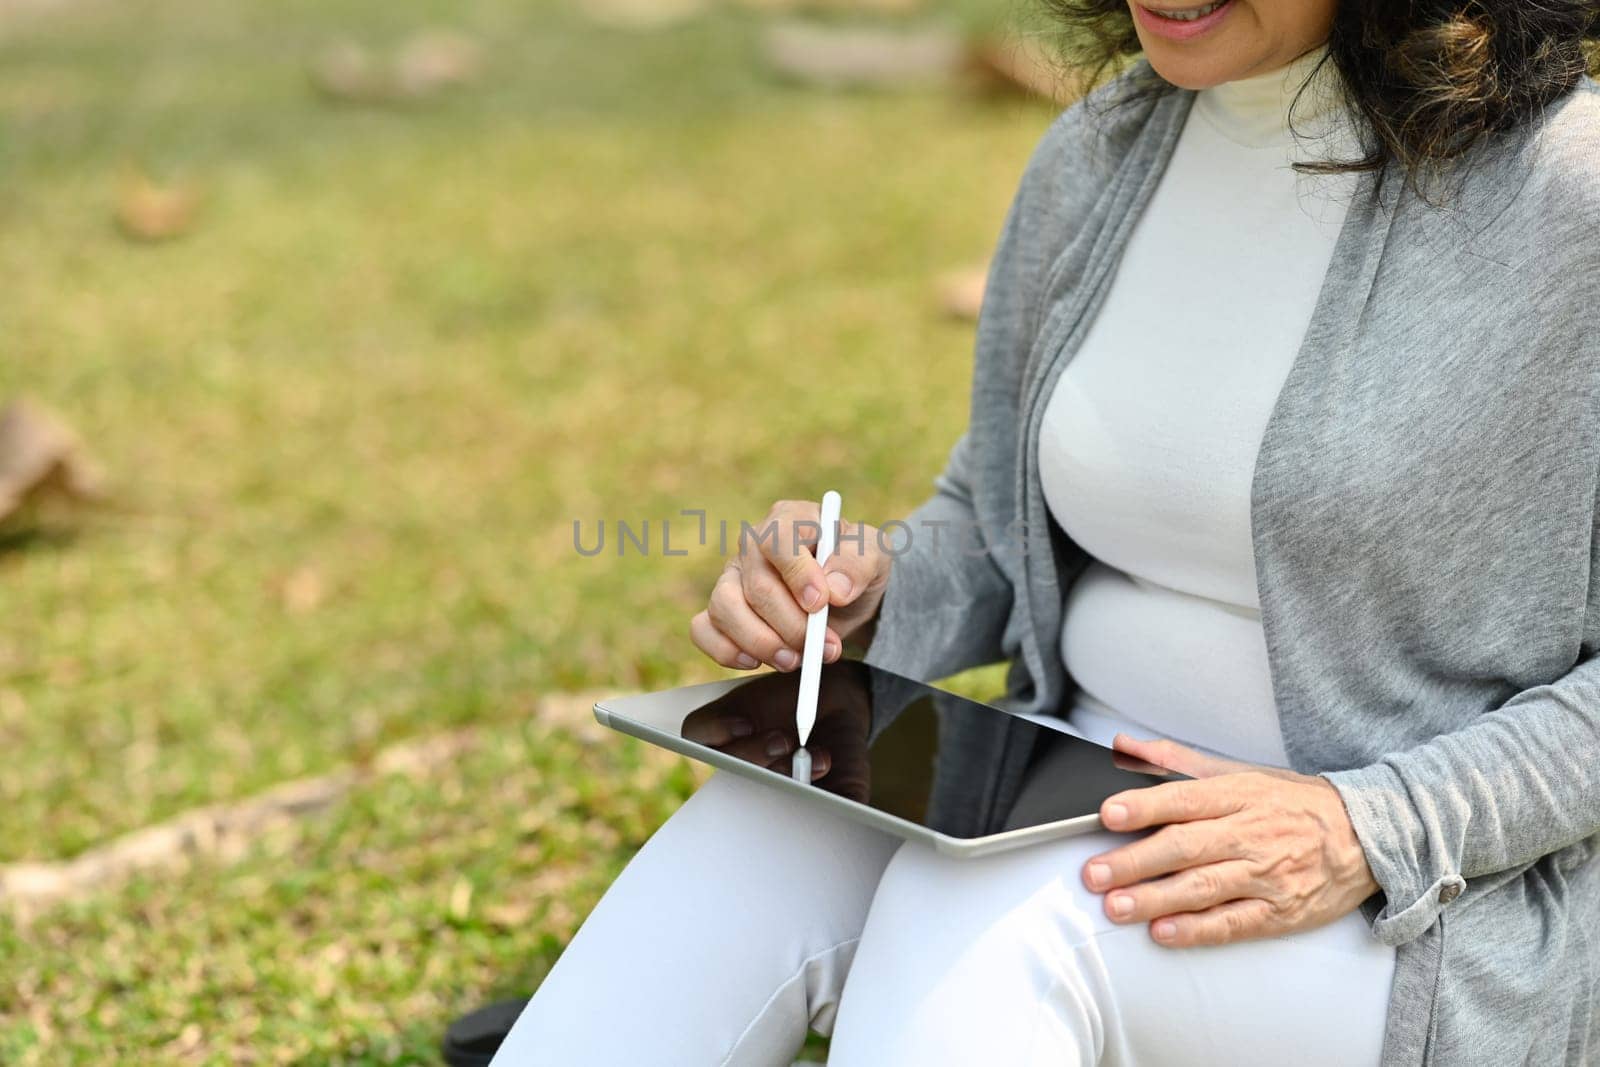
[1081,734,1378,948]
[690,499,892,673]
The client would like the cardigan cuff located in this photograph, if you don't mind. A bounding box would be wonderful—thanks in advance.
[1321,763,1467,947]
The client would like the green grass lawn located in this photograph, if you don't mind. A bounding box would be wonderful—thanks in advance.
[0,0,1051,1059]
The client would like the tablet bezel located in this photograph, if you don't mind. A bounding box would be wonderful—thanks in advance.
[593,676,1113,858]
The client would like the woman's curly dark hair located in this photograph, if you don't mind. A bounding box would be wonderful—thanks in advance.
[1044,0,1600,193]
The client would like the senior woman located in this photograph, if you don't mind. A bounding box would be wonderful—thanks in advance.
[492,1,1600,1064]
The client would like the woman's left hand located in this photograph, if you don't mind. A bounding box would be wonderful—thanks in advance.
[1081,734,1379,948]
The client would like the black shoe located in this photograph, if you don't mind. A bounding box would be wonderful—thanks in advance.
[442,997,531,1067]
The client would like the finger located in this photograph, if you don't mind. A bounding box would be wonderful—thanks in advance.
[1111,734,1255,779]
[706,568,801,670]
[749,500,829,613]
[1101,860,1256,924]
[1100,777,1245,833]
[740,558,813,653]
[690,611,760,671]
[1149,897,1278,949]
[820,518,882,607]
[1084,820,1242,891]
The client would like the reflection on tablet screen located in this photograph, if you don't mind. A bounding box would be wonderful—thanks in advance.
[678,661,1183,840]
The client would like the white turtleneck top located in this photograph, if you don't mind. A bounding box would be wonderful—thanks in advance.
[1039,48,1359,768]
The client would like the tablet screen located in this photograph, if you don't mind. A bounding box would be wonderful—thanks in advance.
[650,661,1181,840]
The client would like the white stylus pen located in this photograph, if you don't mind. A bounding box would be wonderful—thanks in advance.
[793,490,841,773]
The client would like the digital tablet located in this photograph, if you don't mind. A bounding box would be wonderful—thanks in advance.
[593,660,1184,858]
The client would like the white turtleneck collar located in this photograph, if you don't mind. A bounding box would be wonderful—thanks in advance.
[1192,45,1348,153]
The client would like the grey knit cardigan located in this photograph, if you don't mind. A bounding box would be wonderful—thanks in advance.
[859,62,1600,1066]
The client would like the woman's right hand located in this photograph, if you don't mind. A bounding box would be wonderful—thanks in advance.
[689,499,892,672]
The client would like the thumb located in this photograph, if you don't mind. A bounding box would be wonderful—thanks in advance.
[1111,733,1255,779]
[820,518,883,607]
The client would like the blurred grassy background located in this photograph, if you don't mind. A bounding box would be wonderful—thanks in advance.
[0,0,1055,1060]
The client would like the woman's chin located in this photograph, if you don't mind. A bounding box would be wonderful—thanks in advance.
[1140,46,1246,90]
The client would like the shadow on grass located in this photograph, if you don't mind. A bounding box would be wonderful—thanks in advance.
[0,523,79,558]
[286,954,558,1066]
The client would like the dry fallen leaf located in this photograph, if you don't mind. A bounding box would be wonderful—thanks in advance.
[275,565,326,615]
[0,399,104,523]
[448,877,474,921]
[482,900,536,929]
[164,1023,203,1059]
[115,170,201,243]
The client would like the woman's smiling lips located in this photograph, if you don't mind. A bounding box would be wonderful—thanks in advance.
[1132,0,1237,41]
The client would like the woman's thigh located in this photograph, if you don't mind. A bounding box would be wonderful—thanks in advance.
[828,831,1395,1067]
[491,771,901,1067]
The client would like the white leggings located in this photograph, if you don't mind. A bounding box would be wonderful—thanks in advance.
[491,771,1396,1066]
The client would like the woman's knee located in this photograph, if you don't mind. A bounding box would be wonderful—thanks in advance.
[859,831,1141,966]
[829,836,1136,1066]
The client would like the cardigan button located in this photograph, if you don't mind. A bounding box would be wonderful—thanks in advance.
[1438,881,1463,904]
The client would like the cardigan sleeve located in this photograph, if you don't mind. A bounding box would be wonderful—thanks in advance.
[1319,196,1600,947]
[860,429,1014,683]
[1322,656,1600,946]
[859,122,1059,684]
